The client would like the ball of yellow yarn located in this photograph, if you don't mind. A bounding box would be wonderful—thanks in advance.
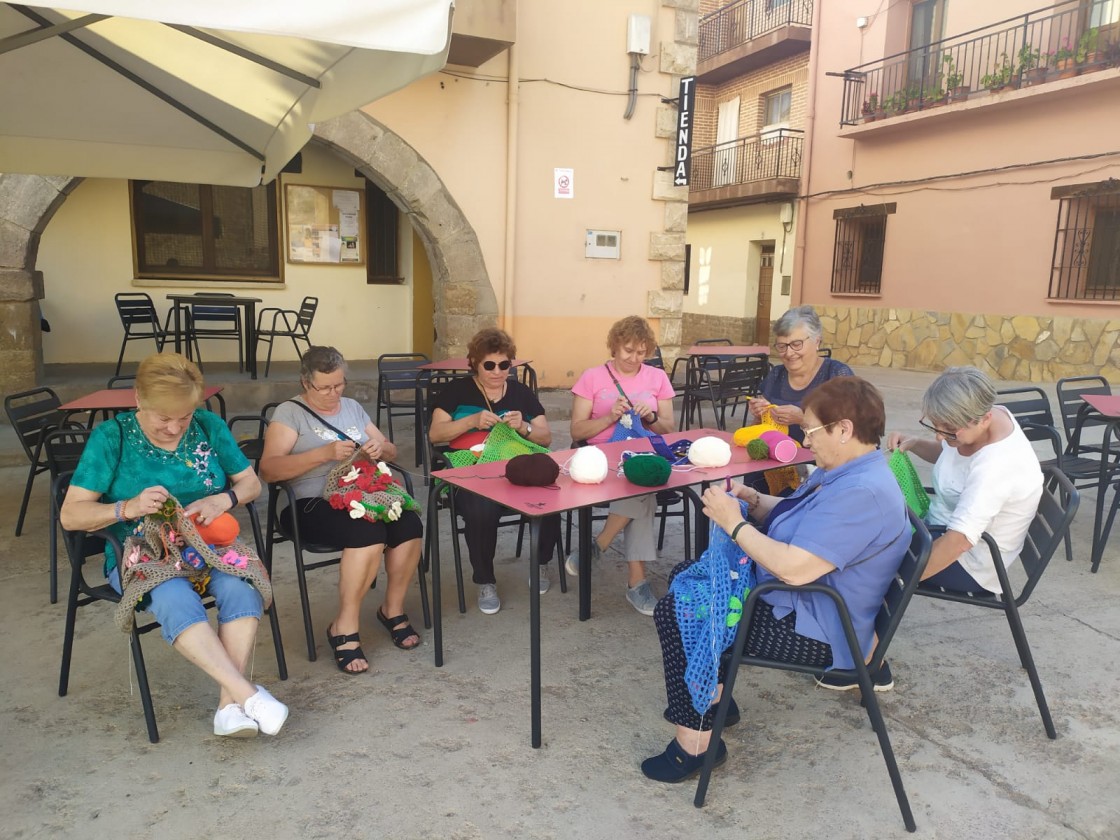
[733,424,770,447]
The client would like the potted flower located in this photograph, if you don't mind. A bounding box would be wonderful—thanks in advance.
[943,54,970,101]
[1077,27,1103,69]
[861,92,879,121]
[1054,40,1078,77]
[980,53,1015,91]
[1018,44,1047,86]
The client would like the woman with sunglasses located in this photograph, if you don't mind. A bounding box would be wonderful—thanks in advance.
[887,366,1042,596]
[260,345,423,674]
[428,327,561,615]
[747,305,852,444]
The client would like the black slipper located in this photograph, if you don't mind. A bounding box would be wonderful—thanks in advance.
[325,626,368,674]
[641,738,726,783]
[376,608,421,650]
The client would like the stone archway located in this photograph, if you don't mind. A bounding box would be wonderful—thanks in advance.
[0,111,493,394]
[313,111,496,360]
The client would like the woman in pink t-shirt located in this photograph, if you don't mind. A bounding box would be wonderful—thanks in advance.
[568,316,675,615]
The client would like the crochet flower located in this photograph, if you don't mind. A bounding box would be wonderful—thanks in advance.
[341,466,361,484]
[220,549,249,569]
[348,499,367,519]
[377,461,392,475]
[385,500,402,521]
[125,546,141,569]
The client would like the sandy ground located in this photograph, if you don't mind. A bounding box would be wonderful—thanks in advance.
[3,367,1120,839]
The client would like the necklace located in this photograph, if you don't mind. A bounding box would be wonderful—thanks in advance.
[473,376,506,412]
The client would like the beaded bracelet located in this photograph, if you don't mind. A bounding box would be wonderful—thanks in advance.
[114,500,128,523]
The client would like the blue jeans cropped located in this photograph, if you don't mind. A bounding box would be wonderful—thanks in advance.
[109,567,263,645]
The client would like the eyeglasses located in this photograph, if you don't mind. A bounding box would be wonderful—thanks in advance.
[802,421,837,440]
[481,360,512,371]
[919,417,962,441]
[774,338,811,354]
[308,379,347,394]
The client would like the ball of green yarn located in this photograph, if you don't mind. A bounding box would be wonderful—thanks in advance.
[746,438,770,460]
[622,454,672,486]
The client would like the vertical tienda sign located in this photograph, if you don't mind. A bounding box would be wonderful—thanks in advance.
[673,76,695,187]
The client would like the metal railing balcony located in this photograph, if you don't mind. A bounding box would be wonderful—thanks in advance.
[689,128,803,194]
[699,0,813,62]
[836,0,1120,126]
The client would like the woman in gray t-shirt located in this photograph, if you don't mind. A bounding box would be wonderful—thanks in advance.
[261,347,423,674]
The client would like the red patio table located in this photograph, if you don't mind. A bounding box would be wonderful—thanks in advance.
[60,385,225,425]
[430,427,814,747]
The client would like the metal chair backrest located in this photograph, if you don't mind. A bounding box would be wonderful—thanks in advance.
[294,296,318,336]
[694,337,733,346]
[190,291,239,327]
[996,386,1064,464]
[378,353,429,403]
[644,346,665,370]
[871,510,933,671]
[1016,468,1079,605]
[227,402,280,469]
[5,387,65,463]
[107,375,136,389]
[114,293,162,334]
[1056,375,1111,449]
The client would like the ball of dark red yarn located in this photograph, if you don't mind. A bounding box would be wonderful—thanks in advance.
[506,453,559,486]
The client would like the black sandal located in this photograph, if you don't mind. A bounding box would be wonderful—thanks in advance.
[376,608,421,650]
[325,626,368,674]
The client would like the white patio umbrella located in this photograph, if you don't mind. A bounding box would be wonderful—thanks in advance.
[0,1,454,185]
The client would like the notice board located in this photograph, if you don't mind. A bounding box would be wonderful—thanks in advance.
[284,183,365,265]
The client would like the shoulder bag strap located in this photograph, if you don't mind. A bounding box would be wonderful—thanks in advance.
[603,362,632,408]
[284,399,359,444]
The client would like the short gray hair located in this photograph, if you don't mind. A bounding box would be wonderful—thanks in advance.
[300,345,347,382]
[773,305,823,341]
[923,366,996,430]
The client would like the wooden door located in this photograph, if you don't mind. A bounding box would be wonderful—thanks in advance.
[756,246,775,345]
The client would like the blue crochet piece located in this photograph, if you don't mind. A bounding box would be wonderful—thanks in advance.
[607,409,656,443]
[671,499,756,716]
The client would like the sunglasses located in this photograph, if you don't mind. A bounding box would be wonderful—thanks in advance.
[481,360,512,371]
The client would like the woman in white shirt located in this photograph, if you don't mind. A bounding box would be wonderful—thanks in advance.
[888,366,1043,595]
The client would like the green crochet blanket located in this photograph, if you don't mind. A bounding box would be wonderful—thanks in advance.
[888,449,930,519]
[442,419,550,468]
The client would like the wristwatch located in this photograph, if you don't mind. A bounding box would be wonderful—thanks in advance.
[524,422,532,436]
[225,488,239,509]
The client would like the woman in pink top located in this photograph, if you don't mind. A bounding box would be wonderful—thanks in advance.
[568,316,675,615]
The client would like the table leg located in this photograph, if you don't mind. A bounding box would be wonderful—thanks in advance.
[1090,423,1119,573]
[173,304,183,354]
[245,302,257,380]
[578,507,592,621]
[529,518,542,748]
[428,490,443,667]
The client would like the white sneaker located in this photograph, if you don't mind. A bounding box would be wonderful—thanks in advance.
[565,542,601,577]
[626,580,658,616]
[531,564,552,595]
[213,703,258,738]
[242,685,288,735]
[478,583,501,615]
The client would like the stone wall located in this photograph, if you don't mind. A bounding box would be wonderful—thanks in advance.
[681,312,755,346]
[817,303,1120,382]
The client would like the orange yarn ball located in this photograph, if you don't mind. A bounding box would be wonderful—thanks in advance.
[192,511,240,546]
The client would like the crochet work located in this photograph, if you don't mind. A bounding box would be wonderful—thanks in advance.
[888,449,930,519]
[607,409,656,443]
[444,419,549,468]
[116,495,272,632]
[670,499,757,715]
[324,452,420,523]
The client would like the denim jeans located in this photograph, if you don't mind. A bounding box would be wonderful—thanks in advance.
[109,566,263,645]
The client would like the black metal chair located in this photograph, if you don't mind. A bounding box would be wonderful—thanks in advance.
[680,354,768,430]
[376,352,430,463]
[190,292,244,372]
[255,295,318,377]
[265,462,430,661]
[113,293,198,375]
[43,427,92,603]
[695,510,933,834]
[1056,375,1111,458]
[226,403,280,472]
[4,386,81,537]
[56,472,288,743]
[916,467,1079,739]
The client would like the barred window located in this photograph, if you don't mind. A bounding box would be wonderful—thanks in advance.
[1049,180,1120,301]
[830,204,894,294]
[131,181,279,281]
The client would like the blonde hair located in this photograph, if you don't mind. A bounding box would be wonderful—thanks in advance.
[606,316,656,357]
[135,352,204,413]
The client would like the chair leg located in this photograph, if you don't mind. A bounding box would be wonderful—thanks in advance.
[266,602,288,681]
[1003,601,1057,738]
[516,518,526,558]
[49,490,59,603]
[58,569,82,696]
[416,555,431,630]
[130,630,160,744]
[14,464,37,537]
[292,546,318,662]
[263,336,276,378]
[694,612,751,807]
[1092,485,1120,573]
[115,337,128,377]
[858,679,917,830]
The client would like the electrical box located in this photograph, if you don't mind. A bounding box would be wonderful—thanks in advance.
[586,229,622,259]
[627,15,651,55]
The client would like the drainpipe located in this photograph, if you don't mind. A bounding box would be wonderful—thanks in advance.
[790,0,823,306]
[502,40,519,332]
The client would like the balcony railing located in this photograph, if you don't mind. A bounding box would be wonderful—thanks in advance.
[699,0,813,62]
[837,0,1120,126]
[689,128,803,193]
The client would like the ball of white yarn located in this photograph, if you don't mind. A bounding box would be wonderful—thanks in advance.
[689,435,732,467]
[570,446,609,484]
